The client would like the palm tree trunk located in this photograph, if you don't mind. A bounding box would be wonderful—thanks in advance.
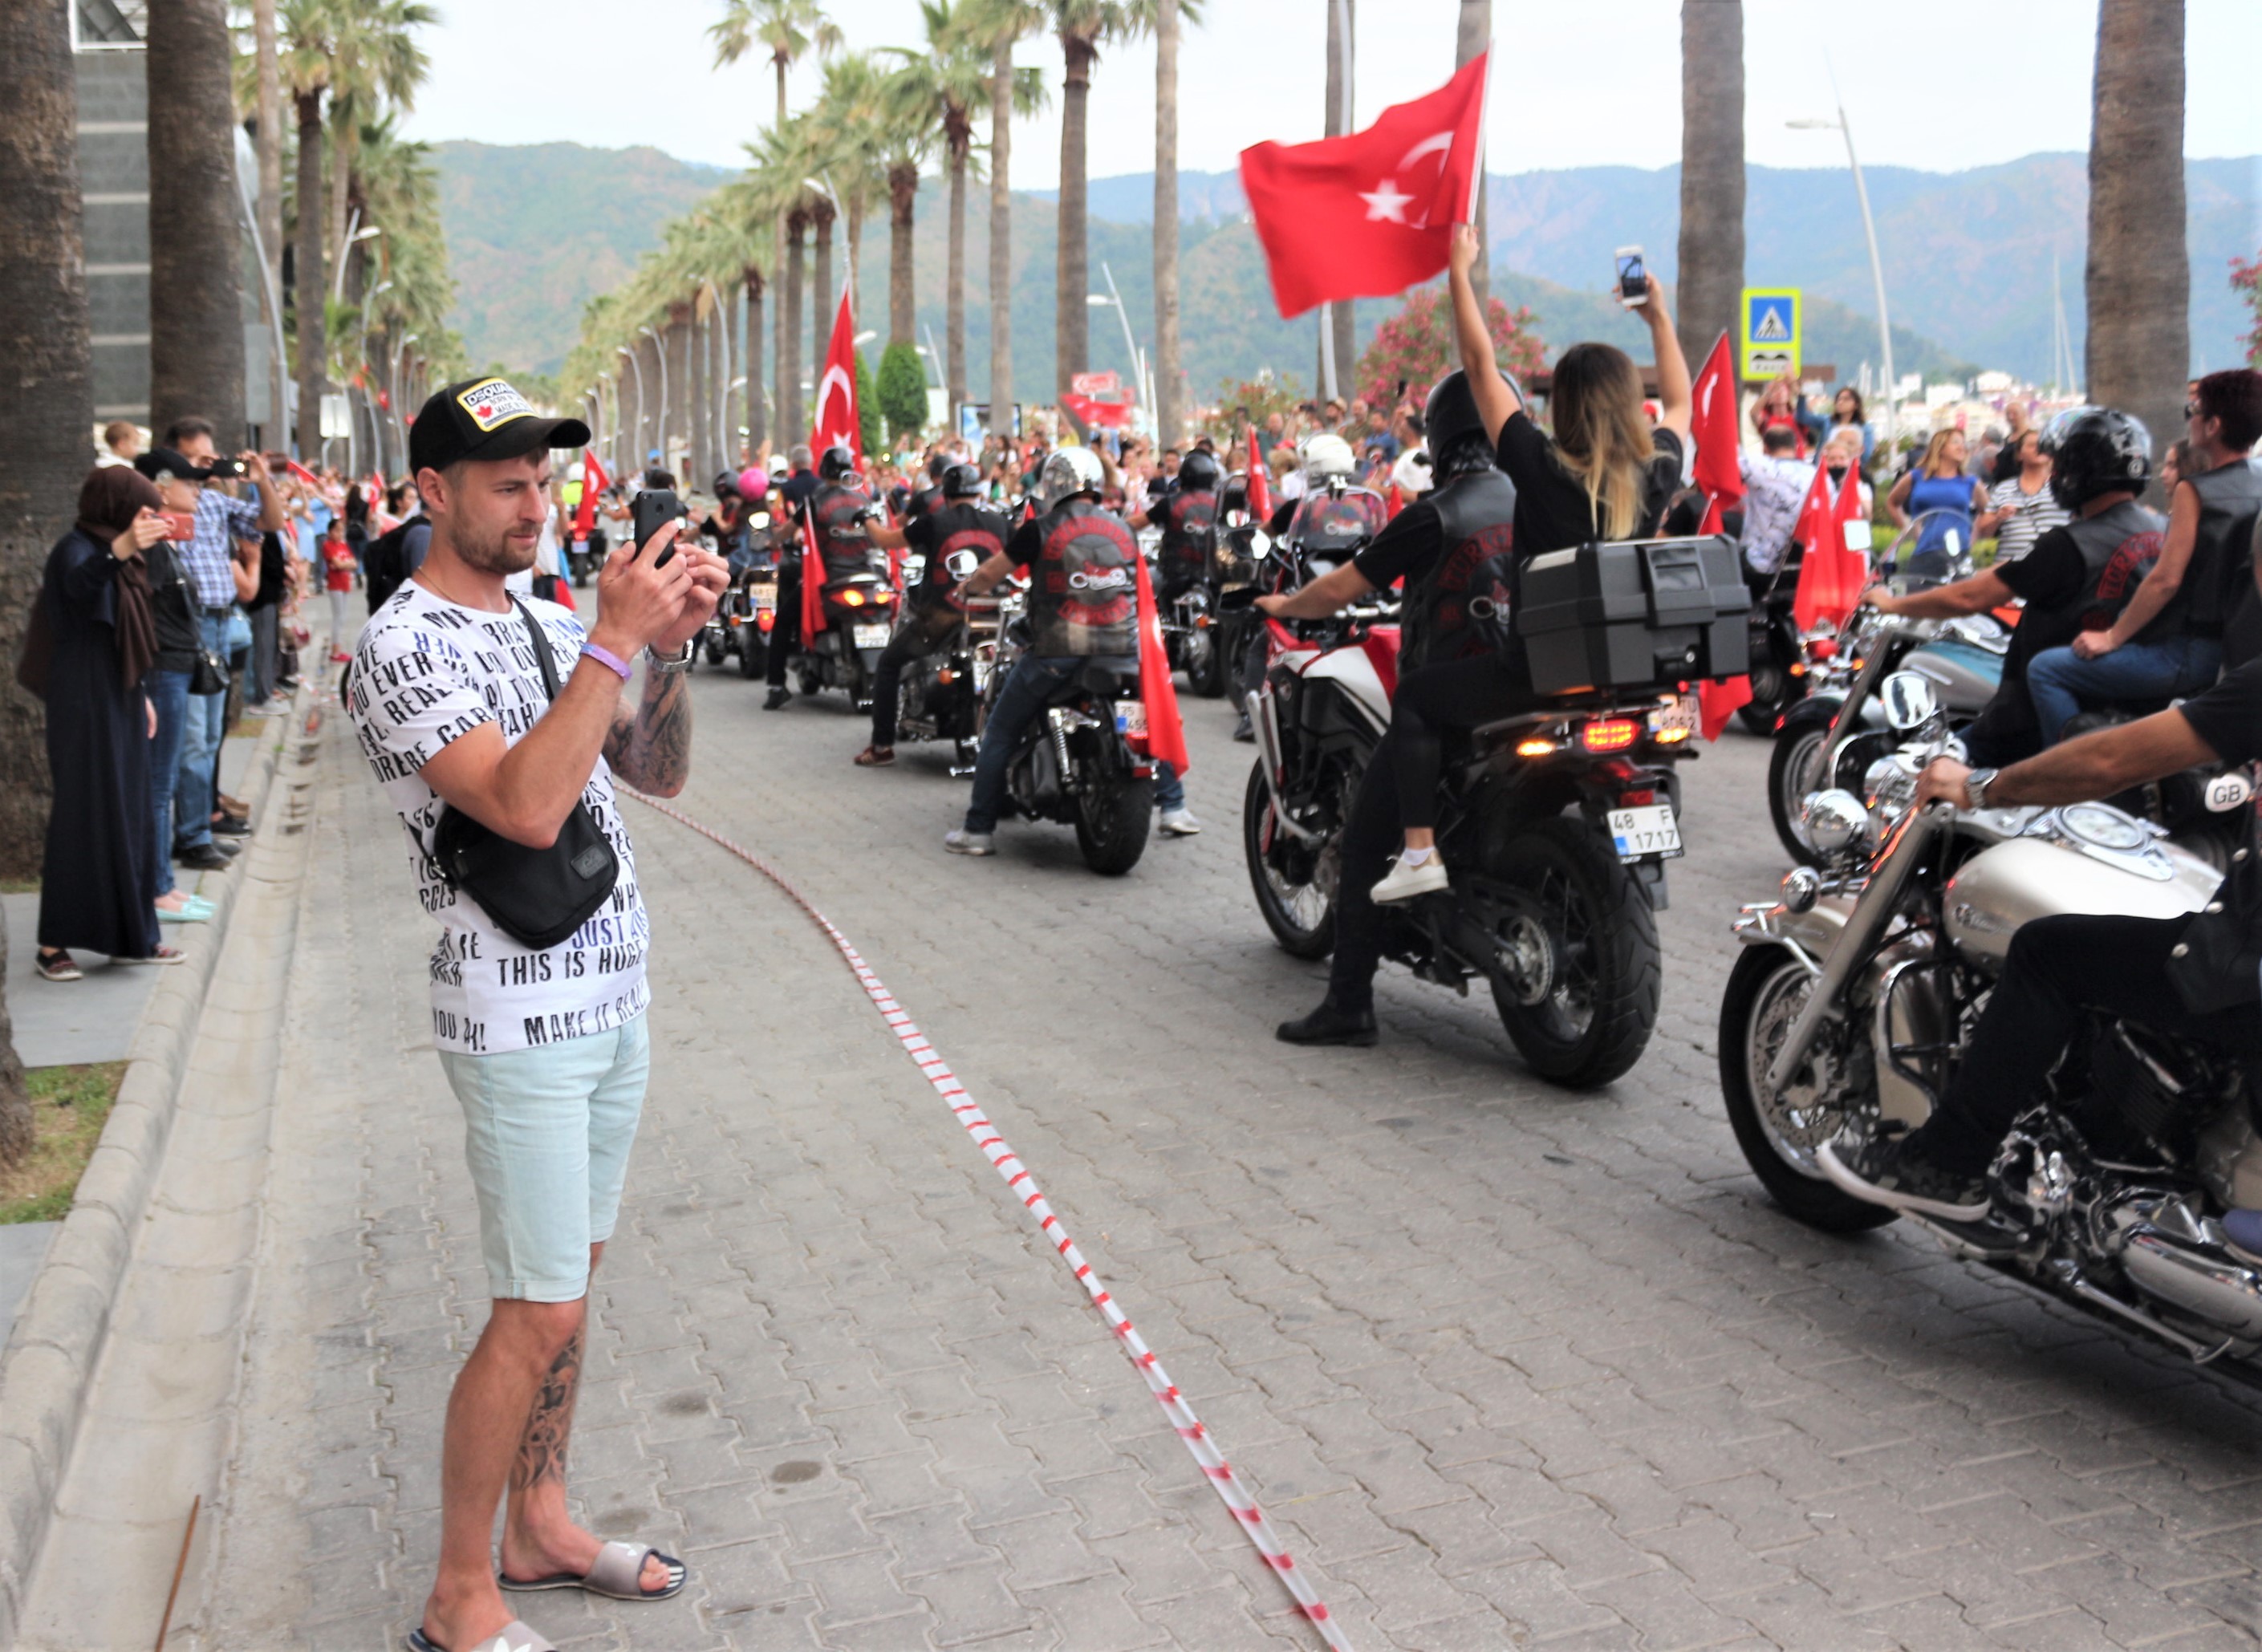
[1055,32,1095,397]
[813,199,835,391]
[744,265,766,454]
[947,129,968,415]
[669,303,692,476]
[294,90,327,462]
[784,209,807,450]
[1456,0,1490,308]
[1675,0,1744,375]
[1322,0,1354,393]
[2087,0,2187,493]
[327,108,357,288]
[147,0,250,443]
[1153,0,1181,444]
[690,296,710,480]
[989,39,1014,421]
[773,52,788,461]
[252,0,285,440]
[0,0,89,1150]
[889,164,917,350]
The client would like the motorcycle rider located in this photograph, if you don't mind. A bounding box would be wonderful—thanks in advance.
[2024,368,2260,744]
[944,447,1196,855]
[1821,517,2262,1237]
[853,461,1006,766]
[765,445,871,711]
[1255,367,1519,1046]
[1126,446,1222,601]
[1863,408,2165,767]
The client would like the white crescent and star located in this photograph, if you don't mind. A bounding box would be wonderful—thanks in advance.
[1358,129,1456,228]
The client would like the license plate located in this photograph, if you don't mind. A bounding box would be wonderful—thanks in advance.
[1649,696,1700,737]
[1607,804,1682,862]
[753,587,776,611]
[853,624,891,649]
[1115,700,1147,736]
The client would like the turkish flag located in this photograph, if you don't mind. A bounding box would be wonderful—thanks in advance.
[811,276,860,464]
[1245,425,1273,522]
[1689,333,1744,534]
[799,502,827,636]
[575,452,609,539]
[1792,464,1866,634]
[1060,391,1133,431]
[1697,675,1753,741]
[1131,533,1191,777]
[1238,51,1489,318]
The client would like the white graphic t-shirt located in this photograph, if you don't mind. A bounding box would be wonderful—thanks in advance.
[347,582,649,1055]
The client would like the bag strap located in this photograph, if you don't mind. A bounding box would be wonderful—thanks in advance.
[510,596,564,703]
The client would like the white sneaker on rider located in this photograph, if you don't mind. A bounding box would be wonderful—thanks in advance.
[1371,849,1448,904]
[944,828,995,857]
[1159,808,1203,836]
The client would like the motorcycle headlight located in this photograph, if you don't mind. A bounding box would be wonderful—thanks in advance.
[1801,789,1873,860]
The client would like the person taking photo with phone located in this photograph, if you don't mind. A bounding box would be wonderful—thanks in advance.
[347,378,726,1652]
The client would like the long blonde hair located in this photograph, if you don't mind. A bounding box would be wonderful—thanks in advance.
[1919,428,1964,478]
[1549,343,1655,541]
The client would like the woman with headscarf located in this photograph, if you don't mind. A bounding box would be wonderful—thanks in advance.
[28,467,185,980]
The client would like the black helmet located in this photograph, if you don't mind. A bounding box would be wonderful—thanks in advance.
[713,470,741,500]
[940,461,984,500]
[2041,406,2151,511]
[1424,371,1492,477]
[818,444,858,481]
[1177,449,1223,492]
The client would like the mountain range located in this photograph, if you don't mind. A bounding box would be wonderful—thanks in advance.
[433,141,2259,404]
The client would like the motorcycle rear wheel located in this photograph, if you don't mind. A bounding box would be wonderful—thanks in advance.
[1188,628,1224,698]
[1075,775,1154,875]
[1487,816,1659,1089]
[1718,945,1896,1232]
[737,633,766,679]
[1243,761,1334,958]
[703,634,726,666]
[1739,658,1794,735]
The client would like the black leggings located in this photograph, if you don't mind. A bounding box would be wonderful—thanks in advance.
[1387,651,1541,830]
[1326,731,1406,1011]
[766,563,802,687]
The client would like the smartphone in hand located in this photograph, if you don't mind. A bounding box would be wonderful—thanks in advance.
[1614,246,1650,307]
[160,510,197,542]
[631,489,685,568]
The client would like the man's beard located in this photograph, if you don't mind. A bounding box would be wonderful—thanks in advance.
[453,521,538,576]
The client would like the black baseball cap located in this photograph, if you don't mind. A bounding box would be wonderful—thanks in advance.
[408,375,589,477]
[135,447,213,483]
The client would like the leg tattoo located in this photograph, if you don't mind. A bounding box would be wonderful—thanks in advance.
[511,1326,583,1493]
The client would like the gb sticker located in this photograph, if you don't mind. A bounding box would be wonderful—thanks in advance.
[2203,770,2255,813]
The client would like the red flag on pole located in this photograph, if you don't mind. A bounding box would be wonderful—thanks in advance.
[575,452,609,539]
[1697,675,1753,741]
[1131,531,1191,776]
[1689,333,1744,535]
[812,277,861,465]
[1238,51,1490,318]
[799,504,827,637]
[1792,462,1865,634]
[1245,425,1273,523]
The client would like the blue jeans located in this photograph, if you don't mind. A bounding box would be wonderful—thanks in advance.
[965,655,1177,832]
[2027,635,2222,745]
[146,668,191,894]
[175,612,230,850]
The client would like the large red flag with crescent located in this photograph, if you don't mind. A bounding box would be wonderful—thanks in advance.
[1245,425,1273,523]
[1689,333,1744,535]
[1793,462,1866,634]
[575,451,609,539]
[1131,535,1191,776]
[811,277,861,465]
[1238,51,1489,317]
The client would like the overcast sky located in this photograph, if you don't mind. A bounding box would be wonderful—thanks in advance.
[404,0,2261,182]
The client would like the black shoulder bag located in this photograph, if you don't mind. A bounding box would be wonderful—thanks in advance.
[429,600,620,949]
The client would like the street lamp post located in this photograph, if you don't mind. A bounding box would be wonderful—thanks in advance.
[1086,262,1152,426]
[353,278,393,477]
[332,216,383,304]
[641,323,668,469]
[392,331,417,465]
[1789,112,1895,457]
[619,344,646,474]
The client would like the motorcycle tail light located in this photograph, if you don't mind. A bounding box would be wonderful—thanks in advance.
[758,611,775,632]
[1514,737,1557,759]
[1808,637,1839,660]
[1619,789,1655,807]
[838,588,865,607]
[938,668,956,684]
[1578,718,1639,754]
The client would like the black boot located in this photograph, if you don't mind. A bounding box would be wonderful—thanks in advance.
[1276,996,1377,1047]
[763,687,790,711]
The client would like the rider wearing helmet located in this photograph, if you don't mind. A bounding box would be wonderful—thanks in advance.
[853,461,1009,765]
[1866,405,2167,765]
[766,445,875,708]
[945,444,1197,853]
[1127,447,1222,599]
[1251,367,1522,1046]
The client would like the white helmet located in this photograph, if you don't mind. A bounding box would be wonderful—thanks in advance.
[1298,432,1356,483]
[1037,446,1105,510]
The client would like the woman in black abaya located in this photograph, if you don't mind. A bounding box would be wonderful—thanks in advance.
[31,467,181,979]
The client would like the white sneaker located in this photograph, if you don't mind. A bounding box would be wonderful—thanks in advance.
[1158,808,1203,836]
[242,699,288,716]
[944,828,995,857]
[1371,852,1448,904]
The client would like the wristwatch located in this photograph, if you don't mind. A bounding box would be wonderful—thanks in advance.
[1964,767,2000,810]
[646,639,696,673]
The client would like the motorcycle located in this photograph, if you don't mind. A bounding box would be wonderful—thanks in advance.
[981,588,1157,875]
[888,549,989,762]
[1720,670,2262,1378]
[784,555,900,711]
[1241,596,1706,1088]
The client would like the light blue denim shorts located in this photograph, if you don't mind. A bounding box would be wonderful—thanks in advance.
[436,1013,651,1303]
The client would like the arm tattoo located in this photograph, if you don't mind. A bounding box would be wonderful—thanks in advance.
[511,1325,583,1493]
[602,668,692,794]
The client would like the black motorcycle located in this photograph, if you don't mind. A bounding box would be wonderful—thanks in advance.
[889,549,990,762]
[784,559,900,710]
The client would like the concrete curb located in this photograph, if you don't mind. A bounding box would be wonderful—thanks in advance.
[0,699,303,1646]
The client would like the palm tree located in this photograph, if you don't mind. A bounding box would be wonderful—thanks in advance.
[1674,0,1743,374]
[251,0,286,434]
[280,0,332,459]
[2087,0,2187,483]
[872,88,936,353]
[1050,1,1135,396]
[1456,0,1489,307]
[1321,0,1352,391]
[321,0,434,282]
[1152,0,1181,442]
[0,0,91,1147]
[147,0,250,440]
[960,0,1046,418]
[807,53,884,331]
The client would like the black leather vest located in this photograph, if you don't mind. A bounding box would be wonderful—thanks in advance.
[1403,468,1518,672]
[2175,460,2262,639]
[1025,501,1139,658]
[2054,497,2167,639]
[810,482,877,585]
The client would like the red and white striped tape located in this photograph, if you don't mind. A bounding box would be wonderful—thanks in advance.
[624,792,1352,1650]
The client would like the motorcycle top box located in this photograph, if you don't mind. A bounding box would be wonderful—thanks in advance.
[1517,536,1751,696]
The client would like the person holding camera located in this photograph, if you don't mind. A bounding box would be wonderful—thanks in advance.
[348,379,725,1652]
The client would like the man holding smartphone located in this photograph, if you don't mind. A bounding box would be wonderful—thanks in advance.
[349,377,726,1652]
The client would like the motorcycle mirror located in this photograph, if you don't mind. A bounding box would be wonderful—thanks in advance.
[749,511,770,529]
[1801,789,1873,858]
[1881,671,1939,732]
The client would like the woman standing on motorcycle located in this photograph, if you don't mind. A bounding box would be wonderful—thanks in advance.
[1363,221,1691,905]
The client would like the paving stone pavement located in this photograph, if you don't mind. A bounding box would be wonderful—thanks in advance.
[186,664,2262,1652]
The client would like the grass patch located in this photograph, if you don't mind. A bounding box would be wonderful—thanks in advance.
[0,1061,127,1224]
[0,879,39,895]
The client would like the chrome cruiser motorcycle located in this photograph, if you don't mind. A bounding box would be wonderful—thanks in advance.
[1722,672,2262,1376]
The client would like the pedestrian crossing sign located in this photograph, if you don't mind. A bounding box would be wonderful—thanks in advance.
[1740,288,1801,380]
